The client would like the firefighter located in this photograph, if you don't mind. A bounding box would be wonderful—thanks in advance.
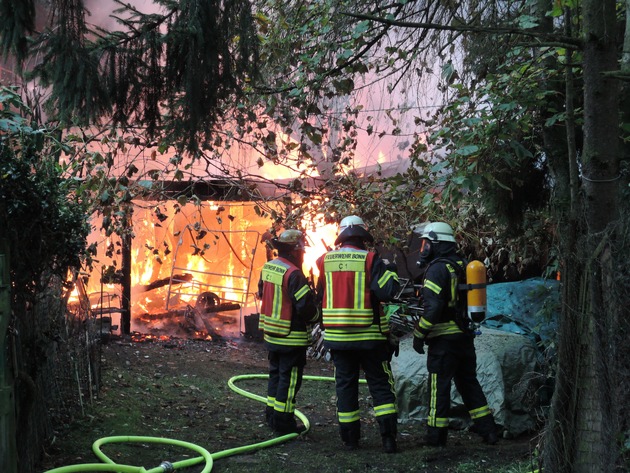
[412,221,499,447]
[315,215,401,453]
[258,229,319,435]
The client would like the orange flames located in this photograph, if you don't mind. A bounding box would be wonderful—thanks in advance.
[70,199,342,340]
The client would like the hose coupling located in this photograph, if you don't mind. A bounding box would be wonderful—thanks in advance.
[159,460,174,472]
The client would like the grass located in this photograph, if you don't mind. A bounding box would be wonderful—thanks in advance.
[40,338,538,473]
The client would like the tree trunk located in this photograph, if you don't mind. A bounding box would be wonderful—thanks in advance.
[620,0,630,165]
[545,0,622,471]
[0,237,18,473]
[582,0,621,231]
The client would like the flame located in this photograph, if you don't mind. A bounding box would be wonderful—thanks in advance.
[67,201,272,339]
[57,60,417,342]
[130,332,176,343]
[66,200,370,342]
[303,221,338,281]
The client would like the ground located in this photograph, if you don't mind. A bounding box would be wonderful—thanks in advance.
[39,333,540,473]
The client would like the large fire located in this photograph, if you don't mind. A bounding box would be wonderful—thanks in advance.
[70,200,339,341]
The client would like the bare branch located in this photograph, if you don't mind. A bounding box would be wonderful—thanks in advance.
[341,11,582,49]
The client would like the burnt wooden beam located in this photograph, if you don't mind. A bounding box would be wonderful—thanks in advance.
[136,273,193,293]
[121,209,133,335]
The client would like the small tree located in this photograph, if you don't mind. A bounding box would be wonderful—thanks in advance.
[0,86,93,473]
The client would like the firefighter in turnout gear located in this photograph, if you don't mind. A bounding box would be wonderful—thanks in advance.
[258,229,319,435]
[315,215,401,453]
[412,222,499,447]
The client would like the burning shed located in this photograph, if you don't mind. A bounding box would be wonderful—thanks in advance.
[69,175,338,342]
[70,180,277,341]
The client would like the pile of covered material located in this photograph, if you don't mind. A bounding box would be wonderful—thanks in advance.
[391,277,559,437]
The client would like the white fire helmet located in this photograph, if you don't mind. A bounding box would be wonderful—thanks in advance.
[420,221,456,243]
[338,215,367,235]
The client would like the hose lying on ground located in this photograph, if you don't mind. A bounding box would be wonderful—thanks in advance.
[42,374,338,473]
[42,373,541,473]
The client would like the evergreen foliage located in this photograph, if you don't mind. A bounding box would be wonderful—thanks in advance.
[0,0,35,61]
[0,86,92,296]
[8,0,260,151]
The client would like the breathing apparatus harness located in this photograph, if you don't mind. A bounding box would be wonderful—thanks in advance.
[424,256,487,335]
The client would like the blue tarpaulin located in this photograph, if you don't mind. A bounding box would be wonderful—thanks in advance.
[484,277,559,344]
[392,277,560,436]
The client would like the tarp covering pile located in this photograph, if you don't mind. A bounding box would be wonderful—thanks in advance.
[391,277,560,437]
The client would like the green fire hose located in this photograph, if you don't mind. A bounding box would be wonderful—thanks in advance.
[42,374,337,473]
[42,373,539,473]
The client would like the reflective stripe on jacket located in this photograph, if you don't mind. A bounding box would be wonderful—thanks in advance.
[317,245,399,346]
[321,248,374,328]
[414,258,465,339]
[260,258,299,337]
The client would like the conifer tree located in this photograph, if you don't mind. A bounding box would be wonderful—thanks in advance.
[1,0,260,152]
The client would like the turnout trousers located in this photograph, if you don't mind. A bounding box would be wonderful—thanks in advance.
[426,336,496,445]
[266,347,306,432]
[331,346,398,445]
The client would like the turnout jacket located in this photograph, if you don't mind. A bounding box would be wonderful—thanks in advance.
[316,244,400,349]
[258,257,318,348]
[414,251,468,340]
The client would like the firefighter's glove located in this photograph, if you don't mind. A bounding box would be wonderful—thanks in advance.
[387,334,400,360]
[413,336,425,355]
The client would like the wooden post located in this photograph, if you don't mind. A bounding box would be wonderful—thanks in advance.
[0,238,18,473]
[120,208,133,335]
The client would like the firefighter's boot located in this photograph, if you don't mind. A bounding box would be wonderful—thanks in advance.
[339,421,361,450]
[426,426,448,447]
[273,412,304,435]
[377,414,398,454]
[265,406,275,430]
[474,415,499,445]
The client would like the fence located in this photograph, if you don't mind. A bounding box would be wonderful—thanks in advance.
[10,277,101,473]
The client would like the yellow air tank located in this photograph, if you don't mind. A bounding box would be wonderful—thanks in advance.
[466,260,487,324]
